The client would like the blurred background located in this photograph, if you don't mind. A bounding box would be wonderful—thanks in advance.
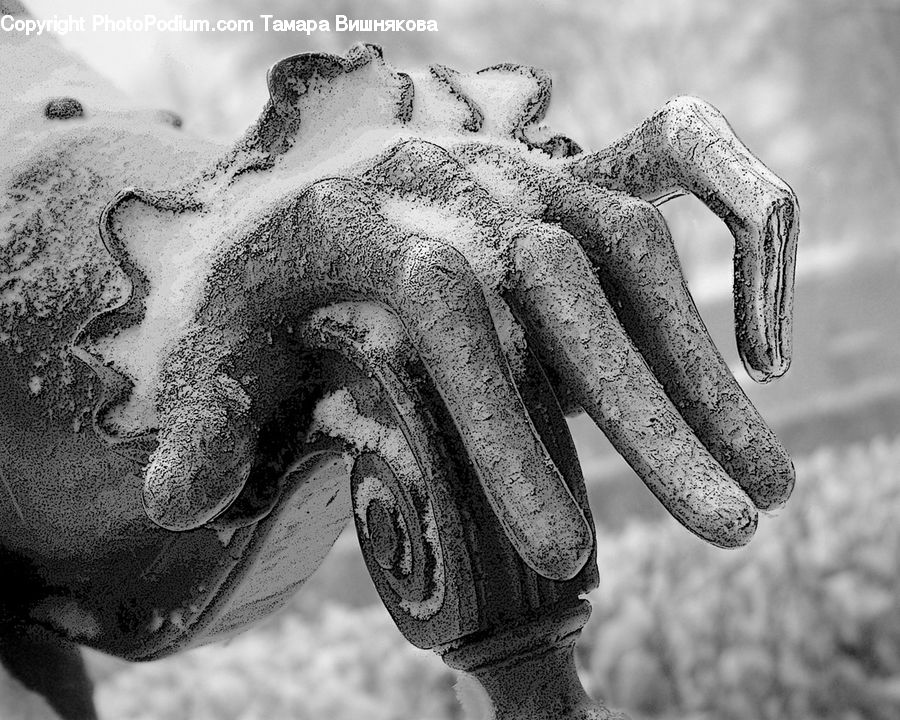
[23,0,900,717]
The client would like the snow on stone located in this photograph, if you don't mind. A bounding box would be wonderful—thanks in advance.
[307,387,445,619]
[273,61,406,176]
[90,202,213,431]
[305,301,406,360]
[451,68,538,137]
[353,474,413,575]
[464,154,546,218]
[307,388,410,471]
[379,196,529,375]
[14,48,558,433]
[407,69,476,134]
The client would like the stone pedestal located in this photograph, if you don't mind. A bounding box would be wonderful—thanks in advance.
[443,601,627,720]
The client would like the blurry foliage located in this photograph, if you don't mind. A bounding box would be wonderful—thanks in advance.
[89,605,461,720]
[89,435,900,720]
[584,436,900,719]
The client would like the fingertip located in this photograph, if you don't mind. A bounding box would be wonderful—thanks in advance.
[495,462,595,582]
[143,460,203,532]
[143,458,212,532]
[144,459,254,532]
[719,421,796,512]
[740,347,790,385]
[143,409,257,532]
[521,516,594,582]
[670,468,758,549]
[737,311,792,383]
[752,457,796,512]
[702,495,758,549]
[736,195,797,385]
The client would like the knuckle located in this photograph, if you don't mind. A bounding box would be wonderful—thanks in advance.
[402,239,477,292]
[515,223,572,262]
[378,140,462,190]
[664,94,713,117]
[301,177,361,207]
[298,178,371,229]
[390,138,454,166]
[614,198,670,250]
[512,224,589,281]
[659,96,713,145]
[619,196,662,229]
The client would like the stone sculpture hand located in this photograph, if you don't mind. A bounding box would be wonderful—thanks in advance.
[0,7,797,717]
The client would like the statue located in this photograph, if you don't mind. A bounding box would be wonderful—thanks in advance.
[0,2,798,717]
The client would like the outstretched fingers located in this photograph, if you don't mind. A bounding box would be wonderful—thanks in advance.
[547,183,794,510]
[299,177,592,581]
[567,96,799,381]
[506,222,758,547]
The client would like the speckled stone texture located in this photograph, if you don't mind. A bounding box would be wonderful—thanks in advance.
[0,18,797,720]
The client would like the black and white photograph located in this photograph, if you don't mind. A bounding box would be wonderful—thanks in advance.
[0,1,896,718]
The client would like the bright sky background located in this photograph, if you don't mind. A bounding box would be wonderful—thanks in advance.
[25,0,207,108]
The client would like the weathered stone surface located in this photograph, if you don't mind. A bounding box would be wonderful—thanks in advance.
[0,19,797,719]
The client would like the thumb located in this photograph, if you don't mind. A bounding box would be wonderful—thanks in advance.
[143,373,258,531]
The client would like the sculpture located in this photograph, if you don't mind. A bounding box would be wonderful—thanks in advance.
[0,2,798,717]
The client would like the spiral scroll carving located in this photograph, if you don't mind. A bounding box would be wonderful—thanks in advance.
[352,452,445,620]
